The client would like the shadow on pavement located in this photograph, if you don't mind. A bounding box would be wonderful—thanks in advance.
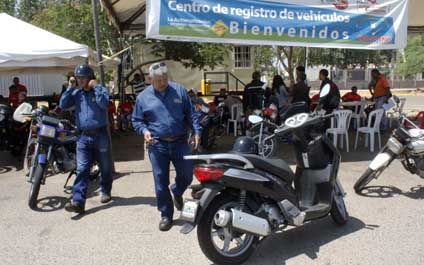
[35,196,67,212]
[358,185,424,200]
[0,151,23,171]
[246,216,372,265]
[0,166,13,175]
[71,196,157,220]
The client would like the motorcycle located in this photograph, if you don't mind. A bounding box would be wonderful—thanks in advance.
[247,109,278,158]
[248,102,311,158]
[191,102,226,152]
[14,103,99,209]
[179,85,348,265]
[354,105,424,193]
[0,103,12,150]
[22,105,52,177]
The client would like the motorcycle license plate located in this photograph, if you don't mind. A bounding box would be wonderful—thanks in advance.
[180,200,199,222]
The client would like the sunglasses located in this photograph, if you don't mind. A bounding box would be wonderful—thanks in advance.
[151,62,167,71]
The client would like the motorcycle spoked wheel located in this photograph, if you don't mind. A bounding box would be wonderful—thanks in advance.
[197,194,259,265]
[354,167,385,194]
[330,184,349,226]
[28,163,47,210]
[24,138,37,177]
[252,134,277,158]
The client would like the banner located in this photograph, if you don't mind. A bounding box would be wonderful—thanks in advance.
[147,0,408,50]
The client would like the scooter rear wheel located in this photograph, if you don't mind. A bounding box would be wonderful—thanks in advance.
[197,194,259,265]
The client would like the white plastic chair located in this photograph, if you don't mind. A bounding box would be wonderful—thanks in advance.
[387,97,406,128]
[227,104,243,136]
[326,110,352,152]
[355,109,385,152]
[351,100,367,130]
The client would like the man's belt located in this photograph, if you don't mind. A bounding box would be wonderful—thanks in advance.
[79,126,107,136]
[159,135,186,142]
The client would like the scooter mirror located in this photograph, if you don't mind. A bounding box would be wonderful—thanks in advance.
[248,115,263,124]
[13,102,33,123]
[320,84,331,98]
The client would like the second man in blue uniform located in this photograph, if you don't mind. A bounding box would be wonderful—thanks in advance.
[132,62,201,231]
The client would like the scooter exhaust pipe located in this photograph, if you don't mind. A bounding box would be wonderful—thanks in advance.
[214,209,271,237]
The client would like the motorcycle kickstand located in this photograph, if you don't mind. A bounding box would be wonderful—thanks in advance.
[63,171,75,193]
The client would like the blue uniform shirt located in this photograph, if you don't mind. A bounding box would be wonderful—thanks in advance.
[132,81,202,139]
[59,86,109,131]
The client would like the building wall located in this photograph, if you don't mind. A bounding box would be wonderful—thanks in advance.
[132,44,255,94]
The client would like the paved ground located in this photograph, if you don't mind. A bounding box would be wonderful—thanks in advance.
[1,130,424,265]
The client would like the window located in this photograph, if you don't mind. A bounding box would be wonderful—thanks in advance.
[234,46,252,68]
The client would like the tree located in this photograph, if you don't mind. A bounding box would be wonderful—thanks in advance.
[124,40,231,82]
[151,41,230,70]
[32,0,121,54]
[18,0,46,22]
[0,0,16,16]
[254,46,278,77]
[396,35,424,78]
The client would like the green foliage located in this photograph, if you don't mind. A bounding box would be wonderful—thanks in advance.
[31,0,228,70]
[254,46,277,75]
[32,0,121,53]
[307,48,393,68]
[18,0,46,22]
[0,0,16,16]
[150,41,230,70]
[396,35,424,77]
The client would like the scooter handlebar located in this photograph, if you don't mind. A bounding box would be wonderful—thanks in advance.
[265,112,334,141]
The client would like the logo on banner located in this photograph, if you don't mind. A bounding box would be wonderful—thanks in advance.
[212,20,228,37]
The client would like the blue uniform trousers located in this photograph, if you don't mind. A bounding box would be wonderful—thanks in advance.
[73,130,113,206]
[147,140,193,218]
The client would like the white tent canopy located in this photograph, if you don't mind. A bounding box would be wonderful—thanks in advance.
[0,13,118,70]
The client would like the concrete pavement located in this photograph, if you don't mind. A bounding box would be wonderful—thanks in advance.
[0,134,423,265]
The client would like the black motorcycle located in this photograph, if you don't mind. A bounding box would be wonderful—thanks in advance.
[179,87,348,265]
[0,103,12,150]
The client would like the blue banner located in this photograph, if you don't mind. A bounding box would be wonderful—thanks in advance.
[147,0,408,49]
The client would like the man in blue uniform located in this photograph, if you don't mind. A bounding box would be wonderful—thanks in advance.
[132,62,201,231]
[60,64,113,214]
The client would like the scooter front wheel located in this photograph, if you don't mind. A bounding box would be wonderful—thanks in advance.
[330,184,349,226]
[197,194,259,265]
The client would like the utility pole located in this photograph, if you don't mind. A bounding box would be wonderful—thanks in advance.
[91,0,115,172]
[91,0,105,86]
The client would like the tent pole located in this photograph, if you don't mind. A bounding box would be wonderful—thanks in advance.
[92,0,116,173]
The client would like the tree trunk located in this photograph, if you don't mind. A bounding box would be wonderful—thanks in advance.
[277,46,295,83]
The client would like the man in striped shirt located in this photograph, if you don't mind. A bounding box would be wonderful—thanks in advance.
[131,73,147,96]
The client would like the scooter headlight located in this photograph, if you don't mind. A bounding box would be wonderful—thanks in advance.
[387,137,403,155]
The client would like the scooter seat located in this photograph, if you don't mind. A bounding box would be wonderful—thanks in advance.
[241,154,295,183]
